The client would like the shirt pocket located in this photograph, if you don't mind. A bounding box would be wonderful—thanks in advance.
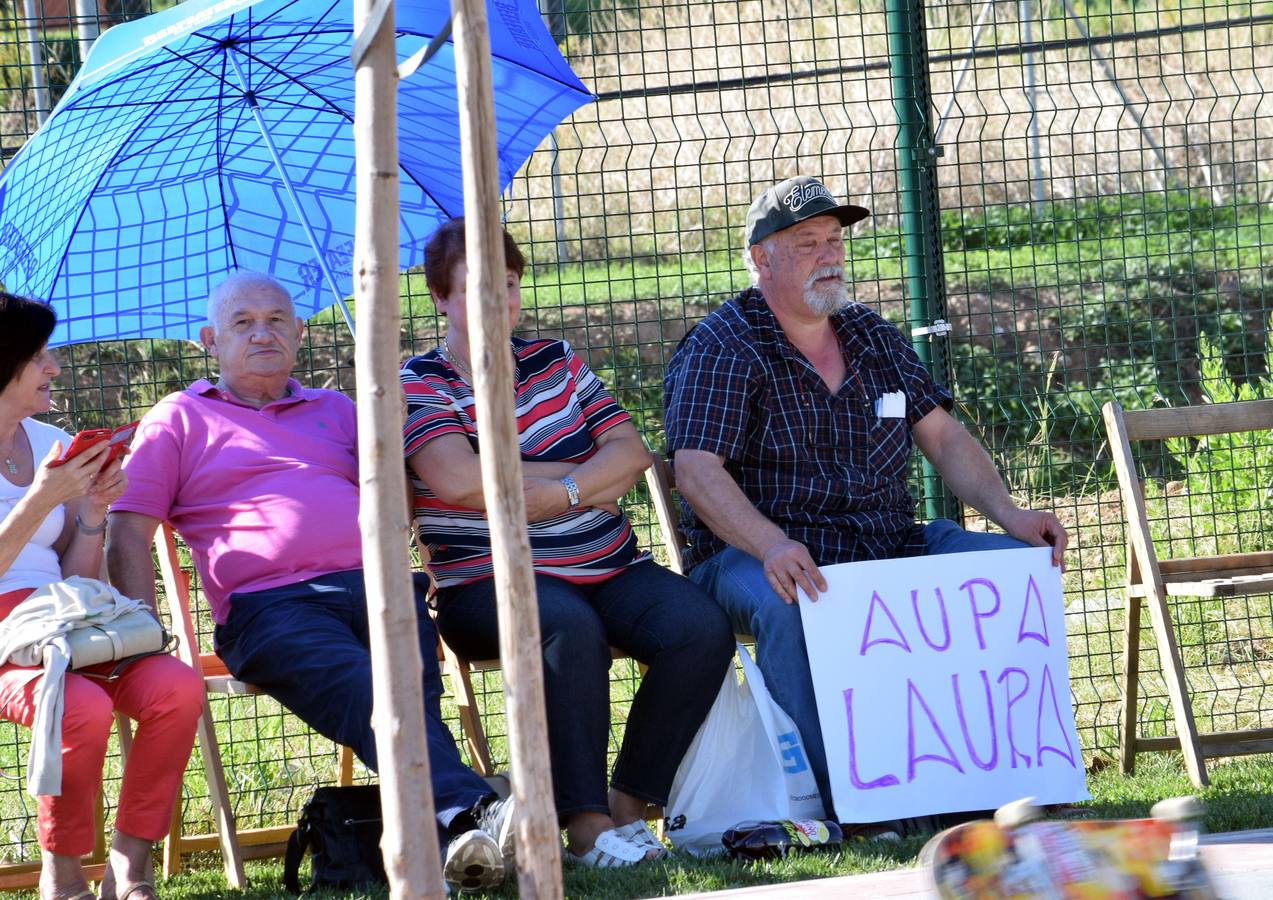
[866,413,912,482]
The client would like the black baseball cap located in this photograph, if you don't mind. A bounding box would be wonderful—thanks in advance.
[745,176,870,246]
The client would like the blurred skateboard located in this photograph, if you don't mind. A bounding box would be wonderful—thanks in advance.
[920,796,1217,899]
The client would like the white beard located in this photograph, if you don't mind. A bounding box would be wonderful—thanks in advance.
[803,267,851,316]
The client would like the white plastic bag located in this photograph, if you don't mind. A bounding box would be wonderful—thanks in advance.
[664,643,824,854]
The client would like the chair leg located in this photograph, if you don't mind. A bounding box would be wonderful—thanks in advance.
[441,650,494,777]
[162,796,183,879]
[1143,589,1209,788]
[96,714,134,869]
[338,744,355,787]
[194,697,247,888]
[1119,593,1142,775]
[92,722,117,868]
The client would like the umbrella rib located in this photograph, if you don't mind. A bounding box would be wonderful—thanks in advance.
[394,35,593,99]
[235,0,342,42]
[223,0,319,33]
[214,50,240,273]
[228,44,448,213]
[66,47,223,105]
[218,0,344,93]
[494,90,576,167]
[110,106,223,166]
[65,94,246,110]
[101,20,361,101]
[40,61,215,314]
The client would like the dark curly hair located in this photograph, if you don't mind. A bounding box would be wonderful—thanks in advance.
[423,217,526,301]
[0,292,55,393]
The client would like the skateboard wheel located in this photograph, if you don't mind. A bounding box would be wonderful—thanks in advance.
[994,797,1043,828]
[1151,795,1203,822]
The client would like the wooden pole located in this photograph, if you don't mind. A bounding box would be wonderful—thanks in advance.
[352,0,445,896]
[451,1,563,897]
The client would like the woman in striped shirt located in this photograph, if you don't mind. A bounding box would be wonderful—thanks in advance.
[401,219,733,868]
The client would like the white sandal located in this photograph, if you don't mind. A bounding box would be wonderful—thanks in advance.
[613,820,668,858]
[568,829,649,867]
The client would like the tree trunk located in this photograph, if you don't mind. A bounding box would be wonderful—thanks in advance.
[451,0,563,896]
[352,0,444,895]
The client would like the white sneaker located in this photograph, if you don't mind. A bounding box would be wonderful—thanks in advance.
[476,794,516,867]
[443,829,505,894]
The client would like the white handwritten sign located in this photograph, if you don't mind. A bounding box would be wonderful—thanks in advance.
[801,546,1088,821]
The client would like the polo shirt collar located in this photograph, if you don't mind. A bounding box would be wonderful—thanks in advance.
[188,377,315,410]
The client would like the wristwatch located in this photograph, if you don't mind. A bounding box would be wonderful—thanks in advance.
[560,475,581,509]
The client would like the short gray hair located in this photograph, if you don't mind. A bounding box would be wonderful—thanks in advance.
[207,271,293,329]
[742,237,774,286]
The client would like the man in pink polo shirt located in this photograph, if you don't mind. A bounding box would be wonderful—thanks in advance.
[107,271,512,893]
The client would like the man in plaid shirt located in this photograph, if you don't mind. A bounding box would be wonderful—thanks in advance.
[663,176,1068,820]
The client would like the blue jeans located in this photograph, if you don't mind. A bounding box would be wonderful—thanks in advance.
[688,519,1027,821]
[214,569,492,826]
[435,560,734,819]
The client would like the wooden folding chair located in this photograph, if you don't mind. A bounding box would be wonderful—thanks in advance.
[154,524,355,885]
[1103,398,1273,788]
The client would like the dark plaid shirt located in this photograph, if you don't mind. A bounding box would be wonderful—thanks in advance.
[664,288,953,572]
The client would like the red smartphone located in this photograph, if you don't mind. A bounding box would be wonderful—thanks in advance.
[49,421,139,470]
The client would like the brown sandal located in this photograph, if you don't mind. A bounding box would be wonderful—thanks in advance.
[116,885,156,900]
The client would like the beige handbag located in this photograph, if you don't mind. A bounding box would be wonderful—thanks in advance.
[66,609,176,679]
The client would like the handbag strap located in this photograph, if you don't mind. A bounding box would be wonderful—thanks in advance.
[103,623,126,659]
[77,633,180,682]
[283,820,311,894]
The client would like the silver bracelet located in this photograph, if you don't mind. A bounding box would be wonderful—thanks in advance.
[75,513,107,536]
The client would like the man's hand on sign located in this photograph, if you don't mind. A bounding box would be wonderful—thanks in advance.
[1001,507,1068,569]
[762,537,827,604]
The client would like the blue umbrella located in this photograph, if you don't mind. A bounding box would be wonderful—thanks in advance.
[0,0,591,345]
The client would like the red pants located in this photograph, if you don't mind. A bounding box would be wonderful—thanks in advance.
[0,589,204,856]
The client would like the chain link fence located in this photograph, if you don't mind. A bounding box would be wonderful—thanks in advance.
[2,0,1271,872]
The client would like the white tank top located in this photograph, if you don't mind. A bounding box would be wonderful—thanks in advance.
[0,419,70,595]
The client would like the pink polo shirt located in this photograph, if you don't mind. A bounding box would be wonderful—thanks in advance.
[115,379,363,624]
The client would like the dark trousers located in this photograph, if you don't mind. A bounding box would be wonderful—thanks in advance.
[435,559,734,819]
[215,569,492,824]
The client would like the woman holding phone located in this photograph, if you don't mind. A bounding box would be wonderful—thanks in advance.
[0,293,202,900]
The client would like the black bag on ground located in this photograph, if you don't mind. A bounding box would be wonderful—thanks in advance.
[283,785,386,893]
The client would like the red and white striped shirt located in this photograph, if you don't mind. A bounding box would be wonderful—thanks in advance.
[401,338,646,588]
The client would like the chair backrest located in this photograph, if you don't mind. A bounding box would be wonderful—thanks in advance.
[1119,398,1273,442]
[154,524,205,672]
[643,451,686,574]
[1102,398,1273,593]
[154,523,236,681]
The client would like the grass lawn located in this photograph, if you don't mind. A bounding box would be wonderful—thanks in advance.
[39,752,1268,900]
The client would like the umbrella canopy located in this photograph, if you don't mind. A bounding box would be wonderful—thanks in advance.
[0,0,590,345]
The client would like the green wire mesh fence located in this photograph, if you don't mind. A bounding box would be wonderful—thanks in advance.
[1,0,1271,872]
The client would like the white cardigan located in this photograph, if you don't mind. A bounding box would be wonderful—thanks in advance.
[0,577,148,796]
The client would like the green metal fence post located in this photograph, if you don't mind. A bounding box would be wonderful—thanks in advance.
[885,0,958,522]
